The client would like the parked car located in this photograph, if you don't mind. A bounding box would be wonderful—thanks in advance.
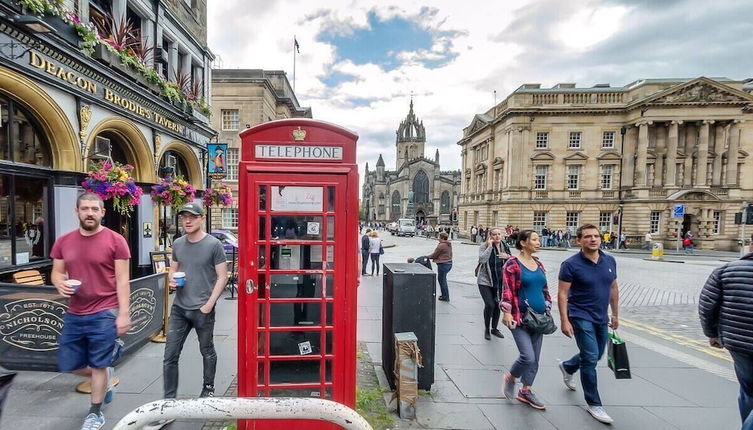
[396,218,416,237]
[211,230,238,255]
[387,222,398,234]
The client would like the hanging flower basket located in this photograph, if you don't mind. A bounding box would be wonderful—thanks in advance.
[203,182,233,207]
[150,175,196,210]
[81,160,143,215]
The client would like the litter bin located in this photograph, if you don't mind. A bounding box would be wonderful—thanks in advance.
[652,242,664,260]
[382,263,435,391]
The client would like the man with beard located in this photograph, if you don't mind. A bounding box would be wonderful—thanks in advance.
[50,192,131,430]
[145,202,227,430]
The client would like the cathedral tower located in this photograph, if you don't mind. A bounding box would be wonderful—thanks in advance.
[395,98,426,168]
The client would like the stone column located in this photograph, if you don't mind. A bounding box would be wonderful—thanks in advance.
[654,124,667,187]
[683,123,696,187]
[726,120,742,186]
[665,120,681,187]
[508,127,526,189]
[696,120,712,187]
[622,126,637,188]
[712,123,726,186]
[635,121,652,186]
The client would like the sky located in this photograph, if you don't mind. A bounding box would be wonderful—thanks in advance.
[207,0,753,177]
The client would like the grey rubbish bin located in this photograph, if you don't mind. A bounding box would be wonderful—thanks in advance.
[382,263,436,391]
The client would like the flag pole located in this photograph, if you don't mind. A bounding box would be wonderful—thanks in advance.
[293,35,297,92]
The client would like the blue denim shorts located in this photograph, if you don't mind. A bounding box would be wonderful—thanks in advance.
[58,309,123,372]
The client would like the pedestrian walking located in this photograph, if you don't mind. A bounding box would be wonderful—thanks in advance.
[541,227,549,247]
[501,229,551,410]
[360,228,372,276]
[369,230,383,276]
[619,232,627,249]
[479,225,487,242]
[699,250,753,430]
[145,202,228,430]
[470,225,478,243]
[50,192,131,430]
[557,224,620,424]
[644,232,652,250]
[477,228,510,337]
[427,232,453,302]
[564,230,572,248]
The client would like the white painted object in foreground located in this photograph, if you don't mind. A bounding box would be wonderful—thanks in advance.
[113,397,373,430]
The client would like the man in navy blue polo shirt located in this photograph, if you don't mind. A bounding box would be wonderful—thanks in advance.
[557,223,620,425]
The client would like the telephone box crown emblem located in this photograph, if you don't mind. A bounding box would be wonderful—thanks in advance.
[292,126,307,141]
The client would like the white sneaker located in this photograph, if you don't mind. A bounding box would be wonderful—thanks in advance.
[143,419,175,430]
[558,361,576,391]
[587,406,614,424]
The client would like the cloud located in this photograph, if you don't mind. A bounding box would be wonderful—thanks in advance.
[207,0,752,192]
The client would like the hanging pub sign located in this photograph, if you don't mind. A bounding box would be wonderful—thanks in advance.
[208,143,228,179]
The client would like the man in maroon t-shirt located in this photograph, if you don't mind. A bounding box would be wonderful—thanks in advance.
[51,192,131,430]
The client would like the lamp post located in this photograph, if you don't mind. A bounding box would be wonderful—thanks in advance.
[617,126,627,247]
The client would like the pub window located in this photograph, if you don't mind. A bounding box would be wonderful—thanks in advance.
[221,109,239,131]
[226,148,239,181]
[221,208,238,229]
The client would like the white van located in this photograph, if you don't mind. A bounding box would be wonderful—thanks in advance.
[397,218,416,237]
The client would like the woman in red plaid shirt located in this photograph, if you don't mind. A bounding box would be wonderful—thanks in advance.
[500,229,552,410]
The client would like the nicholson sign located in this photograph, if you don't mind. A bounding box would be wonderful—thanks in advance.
[255,144,343,161]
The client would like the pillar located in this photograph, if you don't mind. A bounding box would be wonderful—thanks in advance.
[726,120,742,186]
[696,120,712,187]
[508,127,526,189]
[622,126,637,188]
[683,123,696,187]
[654,124,667,187]
[712,123,726,186]
[665,120,681,187]
[635,121,651,186]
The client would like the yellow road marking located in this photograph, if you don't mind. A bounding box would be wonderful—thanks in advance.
[620,317,732,362]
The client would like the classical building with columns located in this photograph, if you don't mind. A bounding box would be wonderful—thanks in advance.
[362,100,461,225]
[457,77,753,250]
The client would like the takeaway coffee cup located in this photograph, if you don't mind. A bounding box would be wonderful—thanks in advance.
[67,279,81,294]
[173,272,186,288]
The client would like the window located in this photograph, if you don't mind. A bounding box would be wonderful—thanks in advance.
[474,144,488,163]
[222,208,238,229]
[599,211,612,232]
[647,163,655,187]
[221,109,239,131]
[650,211,661,234]
[494,167,503,191]
[601,164,614,189]
[534,165,548,190]
[440,191,450,213]
[566,212,580,232]
[602,131,615,149]
[533,211,547,234]
[568,131,582,149]
[413,170,429,203]
[676,163,685,185]
[391,191,401,219]
[473,211,479,226]
[712,211,722,234]
[226,148,239,181]
[536,132,549,149]
[463,211,468,230]
[492,211,498,227]
[567,165,581,190]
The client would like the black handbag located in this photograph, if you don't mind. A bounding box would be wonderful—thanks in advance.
[519,270,557,335]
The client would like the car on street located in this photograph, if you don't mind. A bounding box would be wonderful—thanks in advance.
[396,218,416,237]
[211,229,238,256]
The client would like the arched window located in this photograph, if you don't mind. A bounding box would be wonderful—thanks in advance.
[440,191,450,213]
[391,190,401,220]
[159,150,189,179]
[413,170,429,204]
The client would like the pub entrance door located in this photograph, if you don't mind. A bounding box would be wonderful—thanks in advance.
[240,173,350,430]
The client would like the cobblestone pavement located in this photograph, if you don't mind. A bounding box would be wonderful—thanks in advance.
[379,232,725,352]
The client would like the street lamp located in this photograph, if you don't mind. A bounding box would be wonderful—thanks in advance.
[617,126,627,246]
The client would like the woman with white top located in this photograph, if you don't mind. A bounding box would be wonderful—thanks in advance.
[368,230,383,276]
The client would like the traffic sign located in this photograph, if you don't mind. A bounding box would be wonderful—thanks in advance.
[673,204,685,218]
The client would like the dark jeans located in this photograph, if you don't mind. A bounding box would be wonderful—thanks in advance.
[163,305,217,398]
[562,318,609,406]
[370,253,380,274]
[730,350,753,429]
[437,262,452,298]
[510,326,544,386]
[361,250,370,274]
[478,284,500,330]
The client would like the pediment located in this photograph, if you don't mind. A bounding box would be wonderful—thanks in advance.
[563,152,589,161]
[596,150,622,161]
[643,78,753,105]
[493,156,504,165]
[531,151,555,161]
[466,114,491,136]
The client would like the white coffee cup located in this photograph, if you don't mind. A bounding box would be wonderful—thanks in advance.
[173,272,186,287]
[67,279,82,294]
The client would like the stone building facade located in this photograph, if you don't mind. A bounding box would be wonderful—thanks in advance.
[363,101,461,225]
[210,69,311,232]
[457,77,753,251]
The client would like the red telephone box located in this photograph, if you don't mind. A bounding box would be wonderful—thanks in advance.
[237,119,360,429]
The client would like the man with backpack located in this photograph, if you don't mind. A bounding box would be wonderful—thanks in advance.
[361,228,372,276]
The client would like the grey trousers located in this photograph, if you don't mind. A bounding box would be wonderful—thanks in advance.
[509,326,544,386]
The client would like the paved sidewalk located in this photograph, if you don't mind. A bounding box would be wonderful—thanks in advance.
[358,271,742,430]
[2,294,239,430]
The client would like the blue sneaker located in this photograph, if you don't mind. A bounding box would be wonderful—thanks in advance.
[104,367,115,404]
[81,412,105,430]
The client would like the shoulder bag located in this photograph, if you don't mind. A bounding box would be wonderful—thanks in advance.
[519,264,557,335]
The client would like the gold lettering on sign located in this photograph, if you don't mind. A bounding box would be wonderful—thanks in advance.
[29,51,97,94]
[103,88,152,120]
[153,112,184,133]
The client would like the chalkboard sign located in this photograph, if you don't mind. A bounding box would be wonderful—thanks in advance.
[0,273,166,372]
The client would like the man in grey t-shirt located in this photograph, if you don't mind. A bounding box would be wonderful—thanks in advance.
[146,202,227,430]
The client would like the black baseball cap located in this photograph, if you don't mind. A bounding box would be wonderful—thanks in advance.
[178,202,205,216]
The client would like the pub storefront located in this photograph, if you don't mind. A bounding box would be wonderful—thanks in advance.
[0,1,214,369]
